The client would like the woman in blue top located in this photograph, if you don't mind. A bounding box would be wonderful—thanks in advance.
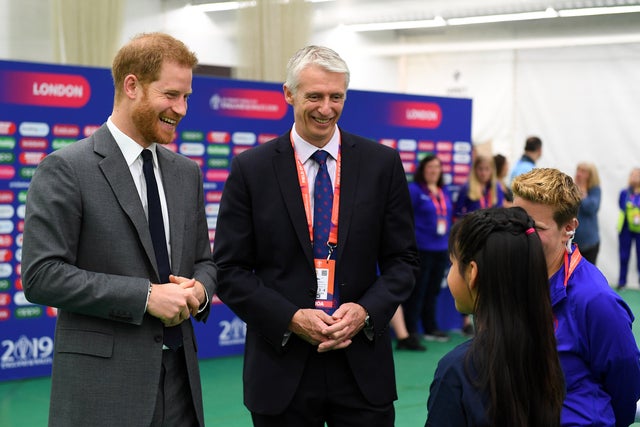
[574,162,601,265]
[513,168,640,426]
[454,154,505,220]
[426,207,564,426]
[453,154,505,335]
[404,154,452,342]
[617,167,640,289]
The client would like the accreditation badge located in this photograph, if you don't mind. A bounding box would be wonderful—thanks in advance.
[436,218,448,236]
[314,258,336,310]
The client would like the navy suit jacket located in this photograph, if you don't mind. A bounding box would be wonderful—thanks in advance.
[213,128,418,414]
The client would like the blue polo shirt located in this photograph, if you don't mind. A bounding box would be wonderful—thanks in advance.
[551,248,640,426]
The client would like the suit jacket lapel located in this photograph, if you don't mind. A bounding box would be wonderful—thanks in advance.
[157,148,185,275]
[336,130,359,260]
[273,135,315,268]
[94,126,160,280]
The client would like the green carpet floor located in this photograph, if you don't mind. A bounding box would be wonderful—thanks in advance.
[2,289,640,426]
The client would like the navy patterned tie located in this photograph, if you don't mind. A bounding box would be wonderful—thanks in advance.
[141,149,182,350]
[311,150,334,259]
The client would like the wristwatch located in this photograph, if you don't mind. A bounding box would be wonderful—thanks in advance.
[364,313,371,327]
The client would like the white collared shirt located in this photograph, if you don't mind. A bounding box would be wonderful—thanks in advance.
[290,124,340,218]
[106,118,171,262]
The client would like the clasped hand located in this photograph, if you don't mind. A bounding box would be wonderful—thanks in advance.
[289,302,368,352]
[146,275,205,327]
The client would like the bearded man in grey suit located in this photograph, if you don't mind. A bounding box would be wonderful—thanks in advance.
[21,33,216,427]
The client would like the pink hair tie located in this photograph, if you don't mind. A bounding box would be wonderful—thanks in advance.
[525,227,535,235]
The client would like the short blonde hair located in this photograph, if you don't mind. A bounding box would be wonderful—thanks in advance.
[576,162,600,189]
[511,168,581,227]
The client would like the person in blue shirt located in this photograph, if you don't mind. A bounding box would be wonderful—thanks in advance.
[617,167,640,289]
[426,207,564,427]
[453,153,505,335]
[509,135,542,184]
[404,154,452,344]
[513,168,640,427]
[573,162,601,264]
[454,154,505,220]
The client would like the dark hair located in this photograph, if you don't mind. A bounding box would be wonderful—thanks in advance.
[493,154,507,179]
[524,136,542,152]
[448,207,565,426]
[413,154,443,187]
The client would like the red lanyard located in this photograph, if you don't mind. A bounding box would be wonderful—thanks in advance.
[427,187,447,217]
[479,187,492,209]
[291,136,341,250]
[563,246,582,287]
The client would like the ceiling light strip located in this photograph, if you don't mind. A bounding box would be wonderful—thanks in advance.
[342,4,640,32]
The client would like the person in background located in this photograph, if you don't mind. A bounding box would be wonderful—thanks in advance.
[617,167,640,289]
[425,207,565,427]
[21,33,217,426]
[573,162,601,265]
[454,154,504,336]
[509,135,542,184]
[493,153,513,204]
[213,45,419,426]
[512,168,640,426]
[454,154,505,220]
[391,305,425,351]
[403,154,452,345]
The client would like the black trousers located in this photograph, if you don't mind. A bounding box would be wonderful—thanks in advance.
[251,349,394,427]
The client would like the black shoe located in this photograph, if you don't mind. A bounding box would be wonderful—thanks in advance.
[424,330,450,342]
[396,335,426,351]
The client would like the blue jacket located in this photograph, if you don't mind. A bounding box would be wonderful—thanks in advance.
[574,186,601,249]
[426,340,487,426]
[509,154,535,184]
[408,182,452,251]
[453,182,504,220]
[551,247,640,426]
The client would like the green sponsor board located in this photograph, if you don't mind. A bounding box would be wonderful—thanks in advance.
[52,139,77,150]
[0,137,16,150]
[14,306,43,319]
[181,131,204,141]
[207,144,231,156]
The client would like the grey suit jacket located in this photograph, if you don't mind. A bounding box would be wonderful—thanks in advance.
[22,124,217,427]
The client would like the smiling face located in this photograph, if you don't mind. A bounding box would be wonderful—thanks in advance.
[283,64,346,148]
[475,158,493,184]
[127,61,192,147]
[423,158,442,186]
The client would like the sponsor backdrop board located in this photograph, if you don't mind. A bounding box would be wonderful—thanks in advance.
[0,60,472,381]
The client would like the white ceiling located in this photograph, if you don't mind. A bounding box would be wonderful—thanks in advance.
[315,0,640,24]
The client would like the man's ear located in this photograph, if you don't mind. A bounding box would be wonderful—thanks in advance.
[123,74,139,99]
[283,84,294,105]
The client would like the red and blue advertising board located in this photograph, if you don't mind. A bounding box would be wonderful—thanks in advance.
[0,59,472,381]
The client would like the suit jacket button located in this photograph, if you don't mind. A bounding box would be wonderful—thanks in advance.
[154,335,162,343]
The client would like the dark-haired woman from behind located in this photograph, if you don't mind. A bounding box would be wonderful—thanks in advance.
[425,207,565,427]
